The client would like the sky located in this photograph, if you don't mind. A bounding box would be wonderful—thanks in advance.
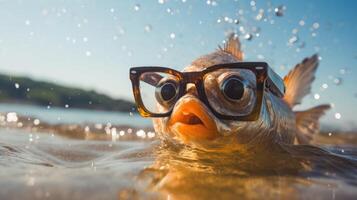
[0,0,356,130]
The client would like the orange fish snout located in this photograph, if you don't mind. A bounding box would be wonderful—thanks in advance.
[168,98,219,142]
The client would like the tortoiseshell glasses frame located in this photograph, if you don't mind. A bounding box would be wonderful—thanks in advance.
[129,62,285,121]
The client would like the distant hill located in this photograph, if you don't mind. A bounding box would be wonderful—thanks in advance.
[0,73,136,112]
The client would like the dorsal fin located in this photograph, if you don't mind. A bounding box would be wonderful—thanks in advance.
[283,54,319,108]
[295,104,330,144]
[218,33,243,61]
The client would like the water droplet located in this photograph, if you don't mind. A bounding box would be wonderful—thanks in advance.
[333,77,342,85]
[119,130,125,136]
[111,127,118,141]
[92,124,101,130]
[136,129,146,138]
[17,122,23,128]
[147,131,156,138]
[244,33,253,41]
[110,8,115,13]
[158,0,166,4]
[224,16,233,23]
[334,113,341,120]
[14,83,20,89]
[328,132,332,136]
[169,33,176,39]
[299,20,305,26]
[339,68,346,75]
[288,35,298,45]
[206,0,217,6]
[84,126,90,133]
[144,25,152,32]
[292,28,298,34]
[6,112,18,122]
[250,0,256,7]
[127,128,133,134]
[257,54,264,60]
[134,4,141,11]
[234,19,239,24]
[274,5,285,17]
[312,22,320,30]
[33,119,40,126]
[65,104,69,108]
[85,51,92,57]
[166,8,173,14]
[314,93,320,100]
[25,20,31,26]
[83,37,88,42]
[322,83,328,89]
[255,9,264,21]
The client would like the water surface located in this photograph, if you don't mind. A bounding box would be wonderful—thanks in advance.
[0,104,356,200]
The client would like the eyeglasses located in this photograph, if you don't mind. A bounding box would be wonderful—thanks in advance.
[129,62,285,121]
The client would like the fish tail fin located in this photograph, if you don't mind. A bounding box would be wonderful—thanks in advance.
[283,54,319,107]
[295,104,330,144]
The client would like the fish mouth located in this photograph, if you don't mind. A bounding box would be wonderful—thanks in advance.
[168,98,218,142]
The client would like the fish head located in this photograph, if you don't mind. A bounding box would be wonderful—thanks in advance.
[153,50,270,150]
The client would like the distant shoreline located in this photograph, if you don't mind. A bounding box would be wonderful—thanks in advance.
[0,101,140,115]
[0,73,136,113]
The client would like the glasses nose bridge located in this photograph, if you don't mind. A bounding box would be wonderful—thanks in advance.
[181,72,202,96]
[182,71,202,85]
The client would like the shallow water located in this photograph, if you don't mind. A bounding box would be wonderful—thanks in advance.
[0,106,357,199]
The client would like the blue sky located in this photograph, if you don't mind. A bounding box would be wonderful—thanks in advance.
[0,0,356,130]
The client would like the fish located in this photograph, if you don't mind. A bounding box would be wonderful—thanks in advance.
[143,34,330,152]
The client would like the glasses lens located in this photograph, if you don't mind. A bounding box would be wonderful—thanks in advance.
[203,68,257,116]
[139,72,180,114]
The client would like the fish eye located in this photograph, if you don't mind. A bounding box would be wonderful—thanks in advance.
[220,76,245,101]
[155,80,179,105]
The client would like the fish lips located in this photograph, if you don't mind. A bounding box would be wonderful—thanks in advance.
[168,96,219,142]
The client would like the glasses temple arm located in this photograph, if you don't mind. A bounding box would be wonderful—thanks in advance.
[266,67,286,98]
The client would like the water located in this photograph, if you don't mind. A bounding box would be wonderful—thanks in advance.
[0,104,357,199]
[0,103,151,126]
